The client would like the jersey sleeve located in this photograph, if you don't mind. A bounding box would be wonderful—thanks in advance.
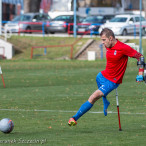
[121,44,138,58]
[132,51,143,61]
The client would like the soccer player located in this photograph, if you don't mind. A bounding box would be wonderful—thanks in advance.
[68,28,144,126]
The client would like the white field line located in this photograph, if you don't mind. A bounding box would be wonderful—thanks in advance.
[0,109,146,115]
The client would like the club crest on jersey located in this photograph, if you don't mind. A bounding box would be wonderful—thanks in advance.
[114,50,117,55]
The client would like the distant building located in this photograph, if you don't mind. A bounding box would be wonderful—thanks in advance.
[78,0,146,17]
[49,0,72,12]
[2,0,23,21]
[124,0,145,17]
[46,0,73,18]
[47,0,145,18]
[40,0,72,14]
[2,0,146,22]
[40,0,52,13]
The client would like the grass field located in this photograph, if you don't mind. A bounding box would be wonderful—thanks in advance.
[8,36,91,60]
[0,58,145,145]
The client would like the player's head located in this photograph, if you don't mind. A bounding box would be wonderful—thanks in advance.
[100,28,116,48]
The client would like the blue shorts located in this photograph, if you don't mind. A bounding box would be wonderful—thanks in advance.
[96,72,119,97]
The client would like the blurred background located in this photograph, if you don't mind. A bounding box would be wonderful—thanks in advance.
[0,0,146,60]
[1,0,146,21]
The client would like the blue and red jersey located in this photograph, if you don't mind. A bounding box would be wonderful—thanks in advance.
[101,40,141,84]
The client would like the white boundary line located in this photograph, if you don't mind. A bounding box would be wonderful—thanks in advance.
[0,109,146,115]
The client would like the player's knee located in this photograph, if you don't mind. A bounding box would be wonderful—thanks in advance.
[88,90,104,104]
[97,90,104,97]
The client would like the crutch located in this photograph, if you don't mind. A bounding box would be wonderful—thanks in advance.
[0,66,5,88]
[116,88,122,131]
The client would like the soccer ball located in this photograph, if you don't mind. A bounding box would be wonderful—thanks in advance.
[0,118,14,133]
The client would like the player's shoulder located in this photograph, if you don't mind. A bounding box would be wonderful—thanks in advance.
[117,40,128,46]
[116,40,131,49]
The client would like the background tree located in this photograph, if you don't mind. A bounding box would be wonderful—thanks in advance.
[24,0,42,13]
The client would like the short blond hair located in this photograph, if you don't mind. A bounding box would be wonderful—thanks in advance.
[100,28,115,38]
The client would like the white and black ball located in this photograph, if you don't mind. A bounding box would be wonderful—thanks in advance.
[0,118,14,134]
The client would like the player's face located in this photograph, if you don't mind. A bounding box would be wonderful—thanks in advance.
[100,34,113,48]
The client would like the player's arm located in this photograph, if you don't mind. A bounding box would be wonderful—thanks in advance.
[133,52,145,82]
[122,45,145,82]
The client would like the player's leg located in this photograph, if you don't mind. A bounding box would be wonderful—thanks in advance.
[96,72,110,116]
[98,80,120,116]
[68,90,104,126]
[68,101,93,126]
[88,89,104,104]
[102,96,110,116]
[68,72,120,126]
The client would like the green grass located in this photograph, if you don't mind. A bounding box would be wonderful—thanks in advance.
[7,35,146,60]
[0,59,146,146]
[8,36,92,60]
[0,36,146,145]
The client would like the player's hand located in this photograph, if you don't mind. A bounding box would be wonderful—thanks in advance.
[136,75,143,82]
